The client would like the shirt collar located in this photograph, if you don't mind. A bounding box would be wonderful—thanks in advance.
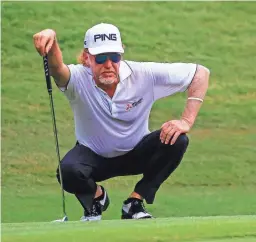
[119,60,132,83]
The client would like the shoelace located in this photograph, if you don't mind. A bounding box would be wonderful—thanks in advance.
[132,200,148,214]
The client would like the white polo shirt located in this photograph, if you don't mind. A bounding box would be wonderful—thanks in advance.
[62,61,197,158]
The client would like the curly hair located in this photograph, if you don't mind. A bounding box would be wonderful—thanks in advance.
[77,49,90,67]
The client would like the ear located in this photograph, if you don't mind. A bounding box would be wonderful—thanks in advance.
[83,50,90,67]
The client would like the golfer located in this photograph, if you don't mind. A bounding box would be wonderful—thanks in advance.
[33,23,210,221]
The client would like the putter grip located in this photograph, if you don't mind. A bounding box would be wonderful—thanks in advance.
[43,55,52,93]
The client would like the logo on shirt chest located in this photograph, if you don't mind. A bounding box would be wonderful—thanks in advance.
[126,98,143,111]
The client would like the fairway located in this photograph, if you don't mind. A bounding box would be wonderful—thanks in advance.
[2,216,256,242]
[1,1,256,241]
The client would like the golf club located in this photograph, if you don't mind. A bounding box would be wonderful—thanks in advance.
[43,55,68,222]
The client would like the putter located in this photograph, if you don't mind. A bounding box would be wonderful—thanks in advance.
[43,55,68,222]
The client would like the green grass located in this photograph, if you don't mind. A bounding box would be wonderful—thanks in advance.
[2,186,256,223]
[2,216,256,242]
[1,2,256,240]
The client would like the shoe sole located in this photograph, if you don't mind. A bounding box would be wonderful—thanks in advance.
[121,214,153,219]
[81,215,102,221]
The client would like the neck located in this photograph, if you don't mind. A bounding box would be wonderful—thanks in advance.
[101,83,118,98]
[95,79,120,99]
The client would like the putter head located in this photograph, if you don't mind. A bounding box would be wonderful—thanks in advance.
[52,215,68,222]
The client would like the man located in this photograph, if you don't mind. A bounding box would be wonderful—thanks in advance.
[33,23,210,221]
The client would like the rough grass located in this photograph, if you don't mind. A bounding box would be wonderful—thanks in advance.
[1,1,256,223]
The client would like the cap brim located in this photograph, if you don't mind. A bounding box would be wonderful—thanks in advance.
[88,45,124,55]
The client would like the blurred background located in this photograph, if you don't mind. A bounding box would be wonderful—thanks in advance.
[2,1,256,222]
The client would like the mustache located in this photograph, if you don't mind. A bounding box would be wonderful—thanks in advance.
[100,72,118,79]
[101,71,117,74]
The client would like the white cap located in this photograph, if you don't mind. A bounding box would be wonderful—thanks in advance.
[84,23,124,55]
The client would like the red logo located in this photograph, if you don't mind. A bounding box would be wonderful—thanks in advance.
[126,103,133,111]
[126,98,143,111]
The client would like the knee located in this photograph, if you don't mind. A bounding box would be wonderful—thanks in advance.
[56,163,78,193]
[56,163,89,193]
[174,134,189,149]
[61,163,80,180]
[160,134,189,151]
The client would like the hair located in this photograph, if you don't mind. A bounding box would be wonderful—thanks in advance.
[77,48,90,67]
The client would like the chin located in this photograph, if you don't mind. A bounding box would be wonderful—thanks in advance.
[99,76,118,85]
[99,78,115,85]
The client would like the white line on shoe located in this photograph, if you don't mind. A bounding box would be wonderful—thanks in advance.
[80,215,102,221]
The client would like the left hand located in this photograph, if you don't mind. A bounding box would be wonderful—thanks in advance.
[160,119,191,145]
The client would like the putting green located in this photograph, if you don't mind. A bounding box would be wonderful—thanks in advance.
[2,216,256,242]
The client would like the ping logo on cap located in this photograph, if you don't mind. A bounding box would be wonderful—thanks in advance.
[94,34,117,42]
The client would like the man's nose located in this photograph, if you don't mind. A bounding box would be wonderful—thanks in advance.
[103,58,112,68]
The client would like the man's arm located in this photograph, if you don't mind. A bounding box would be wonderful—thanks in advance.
[181,65,210,128]
[160,65,210,145]
[33,29,70,88]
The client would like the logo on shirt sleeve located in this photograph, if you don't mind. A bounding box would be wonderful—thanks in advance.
[126,98,143,111]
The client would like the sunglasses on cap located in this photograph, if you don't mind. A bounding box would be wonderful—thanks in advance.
[95,53,121,64]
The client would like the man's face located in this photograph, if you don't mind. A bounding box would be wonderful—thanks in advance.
[87,52,121,85]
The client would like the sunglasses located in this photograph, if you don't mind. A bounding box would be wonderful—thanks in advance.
[95,53,121,64]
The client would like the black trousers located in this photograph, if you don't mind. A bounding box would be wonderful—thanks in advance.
[56,130,189,211]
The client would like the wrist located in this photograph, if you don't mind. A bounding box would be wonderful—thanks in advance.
[181,117,193,129]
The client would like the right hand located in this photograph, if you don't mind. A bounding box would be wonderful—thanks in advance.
[33,29,56,56]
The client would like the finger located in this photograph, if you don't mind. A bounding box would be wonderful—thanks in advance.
[170,131,181,145]
[160,129,165,143]
[33,34,43,55]
[160,123,172,142]
[45,37,54,55]
[164,128,176,144]
[160,125,167,141]
[162,125,174,144]
[39,36,49,56]
[161,122,170,129]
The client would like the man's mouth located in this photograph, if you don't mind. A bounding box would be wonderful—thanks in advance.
[101,72,116,78]
[102,71,115,75]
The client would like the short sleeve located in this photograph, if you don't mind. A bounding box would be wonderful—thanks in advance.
[142,62,197,101]
[58,64,82,101]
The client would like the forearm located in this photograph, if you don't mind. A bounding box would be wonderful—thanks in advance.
[47,38,70,87]
[181,65,210,128]
[48,38,64,72]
